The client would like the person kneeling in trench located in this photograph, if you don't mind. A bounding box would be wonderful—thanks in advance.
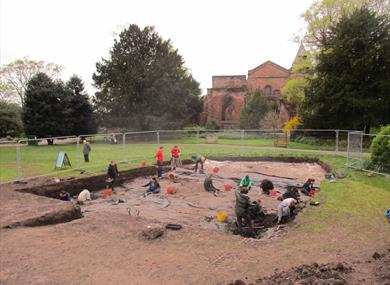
[240,175,253,192]
[77,189,92,205]
[142,177,161,197]
[277,198,297,224]
[203,174,220,196]
[234,186,255,236]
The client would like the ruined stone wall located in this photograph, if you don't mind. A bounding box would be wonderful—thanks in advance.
[205,89,245,123]
[212,75,246,88]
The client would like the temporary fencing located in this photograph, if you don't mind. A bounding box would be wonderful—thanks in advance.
[2,128,387,183]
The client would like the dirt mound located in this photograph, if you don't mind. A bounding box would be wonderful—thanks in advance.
[227,249,390,285]
[228,262,353,285]
[374,249,390,285]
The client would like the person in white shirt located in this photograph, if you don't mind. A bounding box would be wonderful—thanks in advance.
[77,189,91,203]
[277,198,297,224]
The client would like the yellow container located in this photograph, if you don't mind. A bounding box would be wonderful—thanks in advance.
[216,211,228,222]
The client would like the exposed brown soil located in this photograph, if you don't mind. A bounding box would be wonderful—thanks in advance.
[0,157,389,285]
[228,248,390,285]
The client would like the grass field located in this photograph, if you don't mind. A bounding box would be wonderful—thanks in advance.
[0,137,376,183]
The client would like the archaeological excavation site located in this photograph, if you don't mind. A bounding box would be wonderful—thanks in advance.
[0,156,389,285]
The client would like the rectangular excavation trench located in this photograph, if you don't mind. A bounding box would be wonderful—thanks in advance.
[13,157,330,235]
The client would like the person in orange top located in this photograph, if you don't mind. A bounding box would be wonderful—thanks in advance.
[170,145,181,170]
[155,146,164,178]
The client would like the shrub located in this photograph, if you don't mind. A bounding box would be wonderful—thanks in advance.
[283,116,301,131]
[370,125,390,172]
[205,119,220,130]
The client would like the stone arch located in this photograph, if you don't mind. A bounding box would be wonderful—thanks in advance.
[222,95,235,121]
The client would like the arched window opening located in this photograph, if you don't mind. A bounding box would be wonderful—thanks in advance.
[264,85,272,96]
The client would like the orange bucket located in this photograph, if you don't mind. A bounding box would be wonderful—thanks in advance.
[224,184,232,191]
[103,189,113,198]
[140,161,147,167]
[167,186,176,194]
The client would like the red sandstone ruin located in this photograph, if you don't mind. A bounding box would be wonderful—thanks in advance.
[202,45,306,128]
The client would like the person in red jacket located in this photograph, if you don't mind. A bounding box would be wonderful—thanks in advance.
[170,145,181,170]
[155,146,164,178]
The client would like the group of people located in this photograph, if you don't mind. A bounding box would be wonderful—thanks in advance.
[154,145,206,177]
[232,175,302,236]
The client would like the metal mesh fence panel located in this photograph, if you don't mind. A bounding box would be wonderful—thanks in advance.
[1,128,365,183]
[289,130,337,151]
[346,131,364,169]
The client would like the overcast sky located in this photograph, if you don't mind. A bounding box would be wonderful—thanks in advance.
[0,0,315,95]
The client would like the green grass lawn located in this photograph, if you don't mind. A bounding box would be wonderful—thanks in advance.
[0,138,381,183]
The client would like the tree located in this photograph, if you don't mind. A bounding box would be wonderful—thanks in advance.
[301,0,389,49]
[93,24,202,130]
[66,76,97,136]
[23,73,72,141]
[282,49,314,114]
[240,90,272,129]
[0,57,62,106]
[0,100,23,137]
[370,125,390,172]
[260,111,283,130]
[301,8,390,132]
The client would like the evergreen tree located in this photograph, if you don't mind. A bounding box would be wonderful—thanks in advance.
[66,76,97,136]
[301,8,390,132]
[93,24,202,130]
[240,90,272,129]
[0,100,23,137]
[23,73,73,140]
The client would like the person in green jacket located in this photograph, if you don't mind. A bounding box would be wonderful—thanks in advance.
[234,186,254,236]
[191,154,206,173]
[239,175,252,191]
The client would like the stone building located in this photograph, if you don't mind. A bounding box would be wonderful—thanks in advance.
[201,45,305,128]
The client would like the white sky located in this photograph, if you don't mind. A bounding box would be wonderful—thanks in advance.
[0,0,314,95]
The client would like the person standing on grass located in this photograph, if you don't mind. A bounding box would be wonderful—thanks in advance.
[155,146,164,178]
[170,145,181,171]
[106,160,119,192]
[83,140,91,162]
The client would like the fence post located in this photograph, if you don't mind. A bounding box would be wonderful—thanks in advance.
[156,131,160,145]
[16,142,21,180]
[122,133,127,163]
[287,130,291,148]
[240,129,245,156]
[76,137,80,170]
[335,130,339,152]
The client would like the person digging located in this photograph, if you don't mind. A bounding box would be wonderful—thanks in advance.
[301,178,315,196]
[234,186,255,237]
[203,174,220,196]
[142,177,161,197]
[277,198,297,224]
[260,179,274,195]
[240,175,253,192]
[191,154,206,174]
